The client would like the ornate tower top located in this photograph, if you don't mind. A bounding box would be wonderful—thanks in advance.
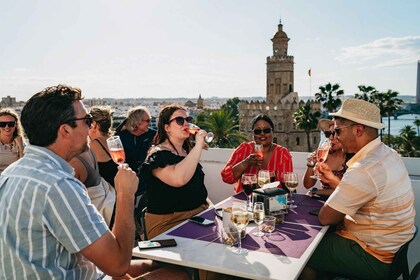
[271,22,290,57]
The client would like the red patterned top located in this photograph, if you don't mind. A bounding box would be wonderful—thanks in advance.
[221,142,293,193]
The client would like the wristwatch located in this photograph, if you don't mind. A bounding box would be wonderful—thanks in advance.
[311,187,318,195]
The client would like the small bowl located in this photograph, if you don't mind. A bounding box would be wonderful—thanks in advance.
[222,227,240,246]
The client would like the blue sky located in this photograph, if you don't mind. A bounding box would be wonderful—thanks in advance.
[1,0,419,101]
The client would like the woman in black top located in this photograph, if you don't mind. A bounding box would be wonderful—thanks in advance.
[140,105,211,239]
[89,106,118,187]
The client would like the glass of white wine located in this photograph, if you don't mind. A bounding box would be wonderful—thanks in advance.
[257,170,270,188]
[284,172,298,209]
[253,202,265,237]
[230,202,250,255]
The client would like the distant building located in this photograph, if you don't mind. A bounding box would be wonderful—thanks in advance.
[417,60,420,104]
[0,96,24,108]
[197,94,204,109]
[238,20,320,152]
[184,100,196,107]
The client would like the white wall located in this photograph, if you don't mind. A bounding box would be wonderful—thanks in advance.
[200,148,420,271]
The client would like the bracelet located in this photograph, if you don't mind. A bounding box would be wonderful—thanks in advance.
[307,163,315,168]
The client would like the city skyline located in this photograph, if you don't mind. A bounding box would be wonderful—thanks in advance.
[1,0,419,101]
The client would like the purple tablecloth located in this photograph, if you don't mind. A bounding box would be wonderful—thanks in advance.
[167,194,325,258]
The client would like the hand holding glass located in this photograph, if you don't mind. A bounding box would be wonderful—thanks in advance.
[106,136,126,165]
[185,123,214,143]
[254,144,264,162]
[310,139,330,180]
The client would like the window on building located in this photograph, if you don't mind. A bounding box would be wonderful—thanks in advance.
[296,137,300,145]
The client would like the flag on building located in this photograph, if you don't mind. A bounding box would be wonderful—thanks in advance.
[308,68,311,77]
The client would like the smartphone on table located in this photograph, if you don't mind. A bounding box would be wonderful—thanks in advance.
[188,216,215,226]
[138,239,177,250]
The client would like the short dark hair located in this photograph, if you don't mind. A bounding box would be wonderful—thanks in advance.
[251,114,274,130]
[21,84,83,146]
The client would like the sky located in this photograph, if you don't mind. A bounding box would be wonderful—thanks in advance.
[1,0,419,101]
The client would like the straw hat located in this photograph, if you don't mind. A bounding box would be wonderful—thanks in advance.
[330,99,385,129]
[318,119,334,131]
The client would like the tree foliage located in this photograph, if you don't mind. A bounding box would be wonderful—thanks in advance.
[315,83,344,113]
[293,103,321,152]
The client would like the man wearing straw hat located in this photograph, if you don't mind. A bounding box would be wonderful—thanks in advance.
[300,99,416,279]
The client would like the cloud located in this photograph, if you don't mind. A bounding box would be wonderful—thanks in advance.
[336,36,420,68]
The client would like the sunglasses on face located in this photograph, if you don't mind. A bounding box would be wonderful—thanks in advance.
[142,118,151,123]
[65,114,94,128]
[168,116,193,126]
[0,121,16,128]
[253,127,272,135]
[334,124,355,136]
[324,130,336,138]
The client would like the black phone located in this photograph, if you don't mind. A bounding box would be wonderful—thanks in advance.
[138,239,177,250]
[309,209,320,216]
[188,216,215,226]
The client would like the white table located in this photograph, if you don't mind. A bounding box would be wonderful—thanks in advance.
[133,194,329,280]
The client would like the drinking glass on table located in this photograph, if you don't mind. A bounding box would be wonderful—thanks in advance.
[258,170,270,188]
[284,172,298,209]
[253,202,265,237]
[185,123,214,143]
[310,139,330,180]
[230,202,250,255]
[106,136,126,165]
[241,173,257,210]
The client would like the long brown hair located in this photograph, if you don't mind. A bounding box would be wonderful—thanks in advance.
[154,105,192,155]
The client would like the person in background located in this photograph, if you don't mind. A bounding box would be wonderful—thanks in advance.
[0,108,25,173]
[300,99,416,280]
[89,106,118,187]
[139,105,211,240]
[303,119,353,197]
[221,114,293,193]
[0,84,189,279]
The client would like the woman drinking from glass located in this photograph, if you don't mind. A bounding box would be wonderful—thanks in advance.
[139,105,211,239]
[0,108,25,174]
[221,114,293,193]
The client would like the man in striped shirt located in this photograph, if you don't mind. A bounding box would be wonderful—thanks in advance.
[0,85,151,279]
[300,99,416,280]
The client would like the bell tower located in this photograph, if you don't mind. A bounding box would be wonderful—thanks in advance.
[266,19,294,105]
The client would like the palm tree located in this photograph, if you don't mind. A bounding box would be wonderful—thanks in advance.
[198,109,247,148]
[413,119,420,136]
[380,90,403,145]
[293,103,321,152]
[396,125,417,157]
[315,83,344,113]
[354,85,378,102]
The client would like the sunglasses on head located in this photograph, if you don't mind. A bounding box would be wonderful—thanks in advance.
[65,114,94,128]
[253,127,272,135]
[324,130,336,138]
[0,121,16,128]
[168,116,193,126]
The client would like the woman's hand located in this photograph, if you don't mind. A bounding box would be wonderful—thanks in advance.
[195,130,208,148]
[306,151,317,168]
[244,153,259,167]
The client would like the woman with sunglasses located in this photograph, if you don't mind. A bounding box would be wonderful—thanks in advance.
[0,108,25,174]
[139,105,211,239]
[221,114,293,193]
[303,119,353,196]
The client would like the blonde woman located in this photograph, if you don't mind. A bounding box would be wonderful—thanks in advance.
[0,108,25,173]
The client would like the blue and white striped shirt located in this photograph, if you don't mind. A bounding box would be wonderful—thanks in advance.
[0,145,108,279]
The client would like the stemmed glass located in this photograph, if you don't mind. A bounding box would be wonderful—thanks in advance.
[230,202,250,255]
[106,136,126,166]
[253,202,265,237]
[241,173,257,211]
[254,144,264,161]
[284,172,298,209]
[257,170,270,188]
[310,139,331,180]
[185,123,214,143]
[269,170,277,183]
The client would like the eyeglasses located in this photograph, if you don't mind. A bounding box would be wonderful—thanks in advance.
[253,128,272,135]
[324,130,336,138]
[142,118,151,123]
[168,116,193,126]
[334,124,355,136]
[65,114,93,128]
[0,121,16,128]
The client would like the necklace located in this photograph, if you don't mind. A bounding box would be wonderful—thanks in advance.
[1,140,14,151]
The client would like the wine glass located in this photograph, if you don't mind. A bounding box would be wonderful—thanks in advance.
[310,139,331,180]
[241,173,257,211]
[230,202,250,255]
[254,144,264,161]
[106,136,126,165]
[253,202,265,237]
[284,172,298,209]
[257,170,270,188]
[185,123,214,143]
[269,170,277,183]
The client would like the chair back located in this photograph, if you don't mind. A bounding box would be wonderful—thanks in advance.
[140,207,148,240]
[389,225,418,280]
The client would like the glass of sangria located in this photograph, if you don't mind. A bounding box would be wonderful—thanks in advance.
[185,123,214,143]
[310,139,331,180]
[254,144,264,161]
[106,136,126,166]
